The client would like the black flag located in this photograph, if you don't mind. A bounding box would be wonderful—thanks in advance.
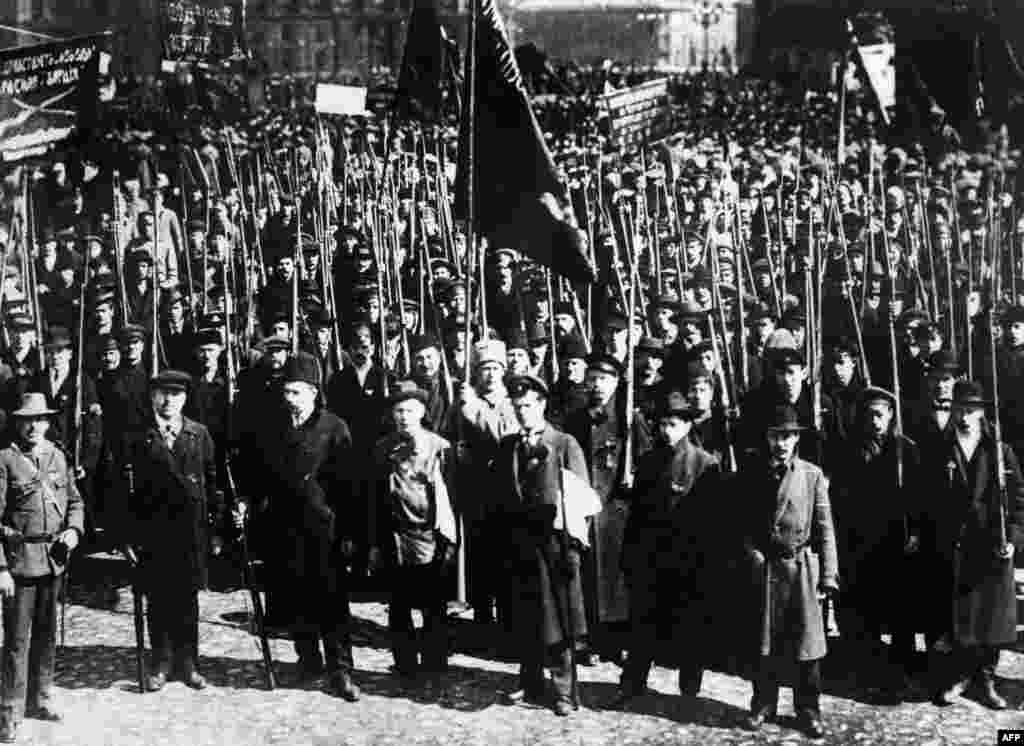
[396,0,447,122]
[455,0,595,284]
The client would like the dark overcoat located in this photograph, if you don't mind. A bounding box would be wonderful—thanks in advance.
[491,424,589,648]
[829,432,923,627]
[257,407,355,599]
[920,430,1024,646]
[121,417,220,592]
[737,456,839,661]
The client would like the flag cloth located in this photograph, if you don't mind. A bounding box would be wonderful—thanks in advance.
[455,0,596,284]
[554,469,603,548]
[396,0,447,122]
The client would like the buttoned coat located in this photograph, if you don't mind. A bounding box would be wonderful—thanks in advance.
[120,416,220,592]
[257,407,354,598]
[491,424,589,648]
[0,441,84,579]
[920,430,1024,646]
[737,456,839,661]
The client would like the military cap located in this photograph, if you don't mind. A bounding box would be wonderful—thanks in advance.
[8,314,34,331]
[652,294,681,313]
[747,302,776,323]
[95,334,118,353]
[559,335,588,361]
[586,353,623,377]
[507,374,549,399]
[505,328,529,352]
[282,351,320,387]
[897,308,930,329]
[913,321,942,342]
[55,226,75,241]
[830,338,860,358]
[655,401,697,421]
[389,379,429,406]
[526,322,549,347]
[43,327,73,350]
[430,258,457,278]
[200,311,225,329]
[781,307,806,330]
[186,218,207,234]
[859,386,897,408]
[300,234,320,254]
[685,359,713,383]
[552,301,575,318]
[766,404,805,432]
[603,309,630,331]
[118,325,146,345]
[675,301,706,324]
[261,334,290,352]
[193,329,222,348]
[1000,305,1024,325]
[767,347,805,369]
[307,308,334,328]
[161,288,188,311]
[408,333,440,355]
[953,380,988,408]
[750,257,772,273]
[38,225,56,244]
[352,282,379,301]
[637,337,664,357]
[927,350,960,375]
[150,369,191,392]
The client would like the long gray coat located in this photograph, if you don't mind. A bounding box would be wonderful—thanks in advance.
[738,456,839,662]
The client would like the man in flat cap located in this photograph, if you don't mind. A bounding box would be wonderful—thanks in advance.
[0,393,85,742]
[0,315,40,416]
[829,386,924,702]
[117,370,221,693]
[996,305,1024,461]
[244,352,361,701]
[565,353,651,665]
[370,381,456,680]
[492,374,592,716]
[734,404,839,738]
[409,334,450,434]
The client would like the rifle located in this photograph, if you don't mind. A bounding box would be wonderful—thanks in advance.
[228,457,276,690]
[123,463,146,693]
[990,306,1010,558]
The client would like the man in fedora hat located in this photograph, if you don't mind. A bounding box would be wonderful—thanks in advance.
[117,370,221,693]
[735,404,838,738]
[369,380,456,680]
[923,380,1024,710]
[829,386,924,702]
[243,352,361,701]
[0,392,85,742]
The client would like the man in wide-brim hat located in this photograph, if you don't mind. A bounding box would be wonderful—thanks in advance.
[734,404,838,739]
[922,380,1024,710]
[0,392,85,742]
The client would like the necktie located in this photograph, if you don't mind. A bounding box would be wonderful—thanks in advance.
[163,424,177,450]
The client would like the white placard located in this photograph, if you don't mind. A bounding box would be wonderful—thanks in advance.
[315,84,367,116]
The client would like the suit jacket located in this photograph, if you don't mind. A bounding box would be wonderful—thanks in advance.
[31,367,102,473]
[492,424,590,647]
[0,441,84,579]
[120,416,220,591]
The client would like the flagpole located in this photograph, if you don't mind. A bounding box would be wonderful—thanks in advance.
[453,0,478,609]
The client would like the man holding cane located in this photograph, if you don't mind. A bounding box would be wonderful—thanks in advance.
[0,393,85,743]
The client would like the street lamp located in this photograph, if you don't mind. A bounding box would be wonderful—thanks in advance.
[695,0,723,69]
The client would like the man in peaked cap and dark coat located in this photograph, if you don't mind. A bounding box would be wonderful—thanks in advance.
[492,374,592,717]
[565,353,651,665]
[734,404,838,738]
[829,386,924,702]
[244,352,361,701]
[996,305,1024,461]
[409,334,451,434]
[116,370,221,693]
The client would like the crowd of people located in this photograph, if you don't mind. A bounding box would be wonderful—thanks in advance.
[0,54,1019,744]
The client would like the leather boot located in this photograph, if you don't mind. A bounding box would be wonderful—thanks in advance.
[976,672,1008,710]
[329,670,360,702]
[0,719,15,744]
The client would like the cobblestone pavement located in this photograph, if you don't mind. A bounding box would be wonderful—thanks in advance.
[21,553,1024,745]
